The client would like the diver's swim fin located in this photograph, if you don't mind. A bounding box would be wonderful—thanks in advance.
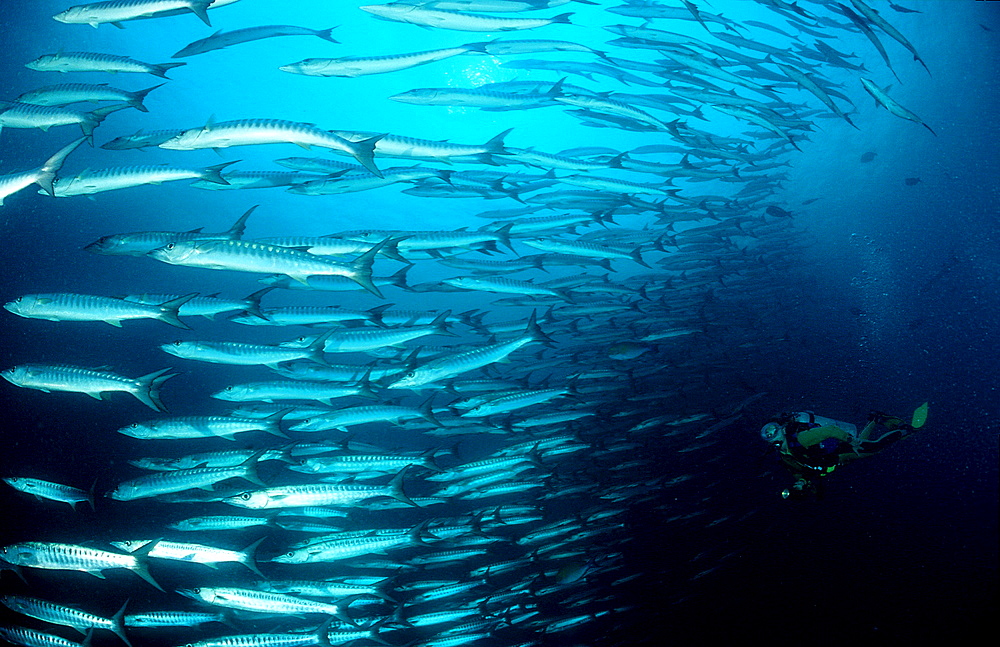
[911,402,929,429]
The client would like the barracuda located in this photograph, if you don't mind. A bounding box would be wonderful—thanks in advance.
[0,625,89,647]
[118,410,289,441]
[131,447,291,471]
[443,276,573,302]
[85,206,253,256]
[1,596,131,646]
[0,541,162,590]
[279,311,453,354]
[110,537,265,577]
[176,586,350,620]
[48,161,235,196]
[521,238,649,267]
[289,399,438,432]
[290,450,440,475]
[360,4,573,31]
[0,364,174,411]
[159,118,385,177]
[53,0,215,27]
[107,450,266,501]
[4,292,196,328]
[271,522,427,564]
[211,379,374,404]
[168,516,272,531]
[281,43,485,77]
[148,238,386,295]
[224,467,417,509]
[0,102,129,142]
[386,311,551,389]
[124,611,225,627]
[331,129,512,165]
[174,24,338,58]
[2,477,94,510]
[160,330,336,368]
[25,51,186,77]
[16,82,163,111]
[0,137,85,206]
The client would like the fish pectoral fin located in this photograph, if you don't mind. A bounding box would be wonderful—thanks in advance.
[85,391,105,400]
[89,570,107,579]
[104,320,123,327]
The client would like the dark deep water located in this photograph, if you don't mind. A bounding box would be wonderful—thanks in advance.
[1,1,997,646]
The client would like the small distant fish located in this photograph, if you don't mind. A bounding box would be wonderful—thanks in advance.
[2,477,94,510]
[904,177,921,186]
[860,151,877,163]
[889,2,921,13]
[801,198,820,205]
[861,78,937,136]
[174,25,338,58]
[766,206,793,218]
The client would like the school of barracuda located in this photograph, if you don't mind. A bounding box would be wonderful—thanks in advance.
[1,0,933,645]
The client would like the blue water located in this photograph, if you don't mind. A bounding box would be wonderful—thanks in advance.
[1,1,997,645]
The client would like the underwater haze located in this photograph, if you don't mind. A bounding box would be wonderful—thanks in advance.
[0,1,997,646]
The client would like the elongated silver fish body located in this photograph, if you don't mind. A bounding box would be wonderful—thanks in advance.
[2,477,93,510]
[53,0,214,28]
[175,24,338,58]
[0,541,162,590]
[159,119,384,176]
[0,625,88,647]
[281,45,479,77]
[225,468,415,508]
[0,364,174,411]
[107,457,262,500]
[0,596,125,641]
[118,413,286,441]
[148,239,383,295]
[124,610,225,627]
[49,162,233,196]
[360,4,573,31]
[25,52,185,77]
[4,292,195,328]
[176,587,344,617]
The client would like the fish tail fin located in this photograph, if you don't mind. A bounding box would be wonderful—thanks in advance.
[110,600,132,647]
[152,62,186,79]
[349,239,387,297]
[241,450,269,487]
[188,0,213,26]
[263,408,293,439]
[630,247,650,268]
[524,309,555,346]
[200,160,237,185]
[387,466,419,507]
[239,537,267,578]
[241,285,275,320]
[388,265,411,289]
[923,122,937,137]
[134,368,175,412]
[491,222,516,254]
[348,134,385,178]
[551,12,573,24]
[227,205,257,239]
[462,41,489,54]
[316,27,339,43]
[130,84,164,112]
[485,128,513,155]
[419,394,441,426]
[156,292,197,329]
[430,310,457,337]
[129,539,164,591]
[37,136,86,196]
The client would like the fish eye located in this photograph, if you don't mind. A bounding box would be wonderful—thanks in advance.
[165,243,175,250]
[129,423,139,428]
[171,340,183,346]
[285,551,294,557]
[225,386,234,391]
[192,588,200,594]
[239,492,252,500]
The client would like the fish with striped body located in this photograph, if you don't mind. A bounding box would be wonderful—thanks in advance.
[224,467,417,509]
[0,102,129,142]
[148,239,386,296]
[16,83,163,112]
[174,25,338,58]
[110,538,265,577]
[117,410,289,441]
[106,451,266,501]
[176,587,351,621]
[48,162,236,196]
[211,379,375,404]
[387,311,551,390]
[0,364,174,412]
[360,4,573,31]
[25,51,186,78]
[0,541,162,590]
[1,596,130,646]
[4,292,196,328]
[53,0,215,27]
[159,118,385,177]
[2,477,94,510]
[281,43,486,77]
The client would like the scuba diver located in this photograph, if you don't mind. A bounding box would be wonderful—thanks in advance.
[760,402,929,499]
